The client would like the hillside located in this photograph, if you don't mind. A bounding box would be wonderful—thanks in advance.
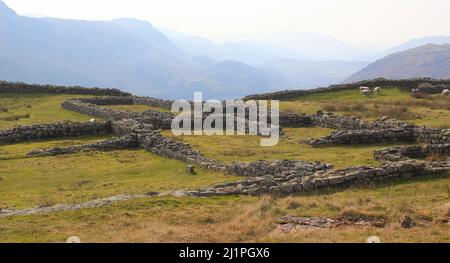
[0,1,284,99]
[347,44,450,82]
[0,81,449,242]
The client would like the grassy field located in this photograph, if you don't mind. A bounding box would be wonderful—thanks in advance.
[162,128,406,169]
[0,93,96,130]
[0,176,448,243]
[0,139,238,209]
[0,90,449,243]
[281,87,450,128]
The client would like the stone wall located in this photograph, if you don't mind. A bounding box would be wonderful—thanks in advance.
[0,81,130,96]
[27,134,138,157]
[243,78,450,100]
[61,98,174,129]
[0,121,112,144]
[374,144,450,162]
[308,114,450,146]
[308,128,416,146]
[190,159,449,197]
[416,83,450,94]
[132,96,175,110]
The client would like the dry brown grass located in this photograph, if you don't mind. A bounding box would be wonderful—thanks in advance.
[426,153,448,162]
[0,113,30,121]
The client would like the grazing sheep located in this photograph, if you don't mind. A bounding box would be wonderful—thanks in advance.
[359,86,370,91]
[442,89,450,96]
[374,87,381,94]
[361,89,372,96]
[89,118,96,123]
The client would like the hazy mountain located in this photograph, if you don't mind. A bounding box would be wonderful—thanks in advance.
[362,35,450,61]
[252,32,375,60]
[262,59,369,88]
[346,44,450,82]
[0,1,285,99]
[160,28,309,66]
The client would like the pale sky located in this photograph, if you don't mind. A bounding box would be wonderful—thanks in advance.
[3,0,450,50]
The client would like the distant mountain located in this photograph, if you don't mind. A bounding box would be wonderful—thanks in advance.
[0,1,285,99]
[262,59,369,88]
[160,28,309,66]
[252,32,375,60]
[346,44,450,82]
[362,35,450,61]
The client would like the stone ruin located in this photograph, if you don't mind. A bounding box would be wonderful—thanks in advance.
[1,79,450,216]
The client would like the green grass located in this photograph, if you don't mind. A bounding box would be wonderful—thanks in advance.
[0,93,97,130]
[0,176,448,243]
[162,128,405,169]
[0,139,239,209]
[1,90,449,243]
[281,87,450,128]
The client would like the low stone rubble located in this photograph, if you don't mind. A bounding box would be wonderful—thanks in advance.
[276,215,385,232]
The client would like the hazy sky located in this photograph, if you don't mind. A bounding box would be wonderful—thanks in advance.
[4,0,450,50]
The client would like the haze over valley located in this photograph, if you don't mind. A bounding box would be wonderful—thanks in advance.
[0,0,449,99]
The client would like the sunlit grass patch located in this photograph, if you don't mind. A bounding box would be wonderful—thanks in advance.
[0,149,239,209]
[161,128,401,169]
[0,93,97,130]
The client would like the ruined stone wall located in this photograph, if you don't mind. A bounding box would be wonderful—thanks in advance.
[243,78,450,100]
[27,134,138,157]
[61,98,174,129]
[308,128,415,147]
[61,99,134,120]
[0,121,112,144]
[416,83,450,94]
[374,144,450,162]
[0,81,130,96]
[414,126,450,144]
[192,159,450,197]
[132,96,174,110]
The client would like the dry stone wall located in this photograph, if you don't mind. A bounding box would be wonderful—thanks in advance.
[27,134,138,157]
[308,128,416,146]
[61,97,174,129]
[190,159,450,197]
[243,78,450,100]
[374,144,450,162]
[416,83,450,94]
[0,81,130,96]
[0,121,112,144]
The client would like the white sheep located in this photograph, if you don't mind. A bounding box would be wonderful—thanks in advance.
[361,89,372,96]
[359,86,370,91]
[374,87,381,94]
[89,118,96,123]
[442,89,450,96]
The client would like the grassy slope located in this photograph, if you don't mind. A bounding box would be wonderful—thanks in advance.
[281,87,450,128]
[0,91,449,242]
[0,176,448,243]
[0,94,96,129]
